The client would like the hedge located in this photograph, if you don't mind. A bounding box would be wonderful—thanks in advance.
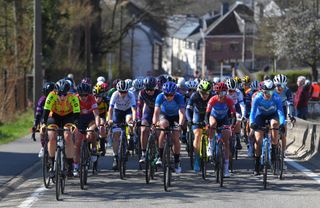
[256,70,311,92]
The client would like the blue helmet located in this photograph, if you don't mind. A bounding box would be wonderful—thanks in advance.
[162,81,177,94]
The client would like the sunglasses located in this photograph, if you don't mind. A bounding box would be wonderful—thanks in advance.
[164,93,174,97]
[263,90,273,95]
[199,91,210,95]
[58,93,67,97]
[146,89,155,92]
[218,91,227,96]
[276,84,286,88]
[119,91,128,94]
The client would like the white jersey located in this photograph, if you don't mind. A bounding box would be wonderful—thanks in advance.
[227,88,246,116]
[109,91,136,111]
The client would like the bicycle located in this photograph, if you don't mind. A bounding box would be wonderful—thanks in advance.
[155,124,180,192]
[79,128,100,190]
[212,125,232,187]
[134,122,142,170]
[144,125,158,184]
[186,122,194,170]
[47,124,75,201]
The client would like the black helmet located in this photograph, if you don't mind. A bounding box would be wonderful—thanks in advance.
[42,82,55,96]
[157,75,167,89]
[55,79,70,96]
[143,76,157,90]
[77,82,92,95]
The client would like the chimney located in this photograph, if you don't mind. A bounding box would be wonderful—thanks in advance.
[221,2,229,15]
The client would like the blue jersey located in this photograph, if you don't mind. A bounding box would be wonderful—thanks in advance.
[155,92,185,116]
[250,92,285,125]
[274,87,294,116]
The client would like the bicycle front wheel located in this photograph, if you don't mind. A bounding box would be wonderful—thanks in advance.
[187,130,194,170]
[200,136,207,180]
[218,142,224,187]
[42,146,50,188]
[119,135,126,179]
[263,143,268,189]
[163,141,171,192]
[80,141,88,190]
[55,147,62,201]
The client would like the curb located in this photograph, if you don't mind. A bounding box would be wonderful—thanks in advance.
[0,160,41,201]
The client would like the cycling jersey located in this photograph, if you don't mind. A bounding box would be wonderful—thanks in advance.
[244,89,257,118]
[250,92,285,125]
[227,88,245,116]
[97,98,108,115]
[34,95,46,126]
[109,91,136,111]
[129,88,140,102]
[155,92,185,117]
[186,91,214,123]
[106,88,117,102]
[137,89,161,120]
[78,95,98,115]
[274,87,294,116]
[44,91,80,116]
[206,95,236,120]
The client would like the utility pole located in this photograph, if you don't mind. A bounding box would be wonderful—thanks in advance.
[118,5,123,72]
[85,8,91,78]
[33,0,42,105]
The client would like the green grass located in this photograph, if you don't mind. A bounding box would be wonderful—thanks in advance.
[0,108,34,144]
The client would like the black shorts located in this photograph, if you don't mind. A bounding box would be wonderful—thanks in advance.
[160,114,179,126]
[78,113,95,132]
[48,113,75,128]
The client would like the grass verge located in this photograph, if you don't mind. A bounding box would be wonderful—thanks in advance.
[0,108,33,145]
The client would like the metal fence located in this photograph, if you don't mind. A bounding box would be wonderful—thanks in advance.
[0,70,28,122]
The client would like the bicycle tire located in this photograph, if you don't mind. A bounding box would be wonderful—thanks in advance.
[119,134,126,179]
[163,140,171,192]
[187,130,194,170]
[279,144,284,180]
[201,136,207,180]
[80,141,87,190]
[42,146,50,188]
[55,147,62,201]
[218,142,224,187]
[263,142,268,189]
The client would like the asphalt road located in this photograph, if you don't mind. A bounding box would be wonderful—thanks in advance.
[1,139,320,208]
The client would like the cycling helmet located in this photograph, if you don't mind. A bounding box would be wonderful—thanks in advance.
[214,82,228,92]
[112,79,121,88]
[55,79,70,95]
[226,78,237,90]
[64,77,74,88]
[117,80,130,92]
[197,80,211,92]
[92,84,106,95]
[162,81,177,94]
[42,82,55,96]
[261,79,275,90]
[143,76,157,90]
[234,76,242,84]
[97,76,106,83]
[125,79,133,89]
[242,75,251,84]
[273,74,287,86]
[100,82,108,90]
[212,77,221,84]
[81,77,92,86]
[177,77,186,88]
[186,80,198,90]
[165,75,175,83]
[157,75,167,89]
[132,79,144,90]
[250,80,259,91]
[77,82,92,95]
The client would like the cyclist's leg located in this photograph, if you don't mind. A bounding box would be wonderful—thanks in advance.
[171,117,182,173]
[47,116,58,177]
[98,115,107,155]
[235,105,242,149]
[125,111,134,150]
[193,127,202,172]
[140,118,150,163]
[111,109,126,169]
[270,117,280,162]
[157,114,169,165]
[253,114,265,174]
[63,114,77,176]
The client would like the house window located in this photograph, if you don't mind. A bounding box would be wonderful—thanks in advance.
[212,42,222,51]
[230,42,240,52]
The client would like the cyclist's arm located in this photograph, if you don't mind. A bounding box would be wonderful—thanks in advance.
[276,96,286,125]
[136,92,144,120]
[285,88,295,117]
[152,94,162,125]
[108,92,117,122]
[129,92,137,121]
[43,92,56,124]
[205,97,215,124]
[186,95,194,122]
[250,95,259,125]
[177,94,186,126]
[93,108,100,127]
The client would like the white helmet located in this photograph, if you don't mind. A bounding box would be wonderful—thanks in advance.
[132,79,144,90]
[177,77,186,88]
[186,80,198,90]
[225,78,237,90]
[97,76,105,83]
[213,77,221,84]
[250,80,259,91]
[273,74,287,86]
[125,79,133,88]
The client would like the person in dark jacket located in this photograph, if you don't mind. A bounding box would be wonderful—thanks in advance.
[294,76,310,119]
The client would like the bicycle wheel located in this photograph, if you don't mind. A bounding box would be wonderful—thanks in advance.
[279,142,284,180]
[263,143,268,189]
[201,136,207,180]
[163,140,171,192]
[119,135,126,179]
[42,146,50,188]
[80,140,88,190]
[145,135,155,184]
[187,130,194,170]
[55,147,62,201]
[218,142,224,187]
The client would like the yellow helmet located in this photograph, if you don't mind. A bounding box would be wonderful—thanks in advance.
[234,76,242,84]
[242,75,250,84]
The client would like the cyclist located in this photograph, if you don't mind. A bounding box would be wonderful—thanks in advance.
[177,77,187,96]
[107,80,137,170]
[250,79,286,175]
[206,82,236,177]
[81,77,92,87]
[32,81,55,157]
[73,82,100,176]
[152,81,185,174]
[136,76,161,163]
[156,75,167,90]
[241,75,251,95]
[273,74,296,157]
[185,80,199,101]
[130,78,144,102]
[186,80,213,173]
[93,83,109,155]
[106,79,121,104]
[226,78,246,150]
[97,76,106,85]
[43,79,80,177]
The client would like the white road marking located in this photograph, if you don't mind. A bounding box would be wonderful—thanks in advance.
[286,158,320,184]
[17,186,46,208]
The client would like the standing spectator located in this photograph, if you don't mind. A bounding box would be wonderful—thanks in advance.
[294,76,310,119]
[310,81,320,101]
